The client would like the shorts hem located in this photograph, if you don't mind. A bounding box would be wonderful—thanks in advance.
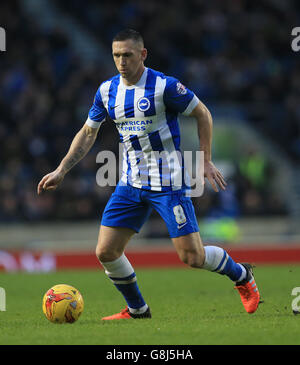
[100,221,140,233]
[169,228,199,239]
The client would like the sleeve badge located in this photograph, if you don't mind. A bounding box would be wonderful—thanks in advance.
[176,82,187,95]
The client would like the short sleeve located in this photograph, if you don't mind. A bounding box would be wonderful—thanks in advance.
[163,77,199,116]
[86,87,108,128]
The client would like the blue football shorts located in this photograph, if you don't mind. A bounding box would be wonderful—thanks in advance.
[101,183,199,238]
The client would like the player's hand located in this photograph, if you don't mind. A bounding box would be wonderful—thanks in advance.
[37,169,65,195]
[204,160,227,192]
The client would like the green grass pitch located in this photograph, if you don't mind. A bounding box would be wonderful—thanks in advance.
[0,265,300,345]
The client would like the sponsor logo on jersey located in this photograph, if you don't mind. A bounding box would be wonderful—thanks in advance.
[116,119,153,132]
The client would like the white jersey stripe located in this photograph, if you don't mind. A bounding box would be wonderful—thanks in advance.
[114,85,126,120]
[126,144,142,186]
[99,80,112,110]
[138,135,161,190]
[158,122,182,188]
[120,144,128,185]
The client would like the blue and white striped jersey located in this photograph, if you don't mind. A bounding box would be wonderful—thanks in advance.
[86,67,199,191]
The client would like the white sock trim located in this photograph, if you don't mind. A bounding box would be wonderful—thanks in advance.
[236,264,247,282]
[202,246,225,271]
[100,253,134,278]
[128,304,148,314]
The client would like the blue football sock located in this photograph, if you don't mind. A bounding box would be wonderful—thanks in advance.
[100,254,148,313]
[109,272,147,310]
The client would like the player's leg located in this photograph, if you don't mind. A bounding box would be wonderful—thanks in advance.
[95,225,133,262]
[148,189,260,313]
[171,231,205,268]
[172,232,260,313]
[171,232,246,282]
[96,225,150,319]
[96,184,152,320]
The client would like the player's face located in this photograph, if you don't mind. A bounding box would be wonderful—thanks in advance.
[112,39,147,84]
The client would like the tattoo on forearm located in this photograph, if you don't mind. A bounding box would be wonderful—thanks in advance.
[63,146,86,172]
[59,128,97,174]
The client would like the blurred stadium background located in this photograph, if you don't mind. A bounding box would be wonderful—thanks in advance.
[0,0,300,271]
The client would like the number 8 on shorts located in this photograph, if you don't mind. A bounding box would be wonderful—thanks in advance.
[173,205,187,225]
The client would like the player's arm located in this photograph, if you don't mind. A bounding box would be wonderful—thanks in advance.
[37,83,107,195]
[164,77,226,192]
[37,124,99,194]
[189,101,227,192]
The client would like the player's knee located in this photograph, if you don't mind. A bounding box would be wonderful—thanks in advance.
[95,246,119,263]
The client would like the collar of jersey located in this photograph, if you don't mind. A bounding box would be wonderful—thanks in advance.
[120,67,148,89]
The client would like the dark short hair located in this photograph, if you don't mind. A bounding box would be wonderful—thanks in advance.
[112,29,144,46]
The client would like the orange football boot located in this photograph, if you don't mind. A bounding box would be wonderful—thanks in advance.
[234,263,261,314]
[102,306,151,320]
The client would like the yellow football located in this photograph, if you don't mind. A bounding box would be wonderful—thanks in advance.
[42,284,84,324]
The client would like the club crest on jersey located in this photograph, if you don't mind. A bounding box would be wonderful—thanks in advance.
[137,97,151,112]
[176,82,187,95]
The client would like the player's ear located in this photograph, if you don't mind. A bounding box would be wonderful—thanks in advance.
[141,48,147,62]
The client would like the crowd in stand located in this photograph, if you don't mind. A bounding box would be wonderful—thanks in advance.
[0,0,294,223]
[59,0,300,161]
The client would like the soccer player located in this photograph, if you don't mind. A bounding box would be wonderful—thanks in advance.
[37,29,260,319]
